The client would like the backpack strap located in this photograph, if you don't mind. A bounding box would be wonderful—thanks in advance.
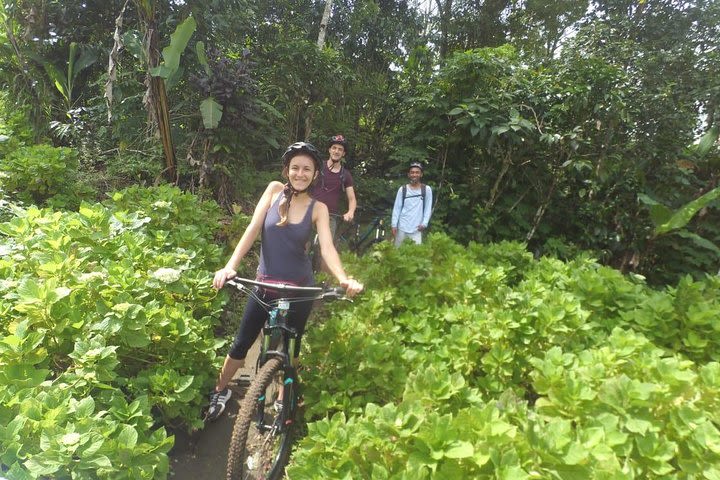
[321,164,346,192]
[397,184,427,227]
[395,185,407,228]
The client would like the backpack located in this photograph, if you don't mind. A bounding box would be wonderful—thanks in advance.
[320,164,346,192]
[396,183,427,227]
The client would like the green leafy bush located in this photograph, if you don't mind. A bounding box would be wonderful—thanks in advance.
[104,150,165,188]
[618,275,720,363]
[0,144,95,209]
[105,184,223,258]
[530,329,720,477]
[291,233,720,478]
[0,93,34,158]
[0,186,227,478]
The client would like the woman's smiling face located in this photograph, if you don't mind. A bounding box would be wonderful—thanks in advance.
[287,154,318,191]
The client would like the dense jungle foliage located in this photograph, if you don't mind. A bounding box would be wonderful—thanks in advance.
[292,236,720,478]
[0,0,717,283]
[1,0,719,478]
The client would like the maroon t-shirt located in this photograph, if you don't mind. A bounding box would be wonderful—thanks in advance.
[311,162,354,215]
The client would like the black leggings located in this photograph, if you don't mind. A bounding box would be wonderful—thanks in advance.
[228,288,314,360]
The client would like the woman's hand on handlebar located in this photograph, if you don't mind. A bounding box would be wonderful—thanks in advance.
[213,267,237,289]
[341,278,363,297]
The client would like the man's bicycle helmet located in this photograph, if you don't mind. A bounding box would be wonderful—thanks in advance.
[282,142,322,171]
[409,161,424,171]
[329,134,349,150]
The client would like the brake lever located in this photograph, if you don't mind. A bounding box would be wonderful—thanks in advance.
[225,278,248,293]
[321,285,351,302]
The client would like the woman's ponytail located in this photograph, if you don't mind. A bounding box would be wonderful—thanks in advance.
[276,183,294,226]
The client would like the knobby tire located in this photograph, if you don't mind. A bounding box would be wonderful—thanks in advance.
[226,357,295,480]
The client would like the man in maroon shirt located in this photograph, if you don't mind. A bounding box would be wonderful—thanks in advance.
[311,134,357,238]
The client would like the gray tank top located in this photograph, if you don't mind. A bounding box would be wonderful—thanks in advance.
[257,193,315,286]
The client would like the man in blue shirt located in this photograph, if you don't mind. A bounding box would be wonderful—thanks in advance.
[391,162,433,246]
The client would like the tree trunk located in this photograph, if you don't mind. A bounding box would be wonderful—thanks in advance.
[106,0,131,123]
[317,0,333,49]
[526,176,557,242]
[304,0,334,140]
[434,0,453,60]
[485,150,512,209]
[150,75,177,180]
[135,0,177,181]
[304,112,314,141]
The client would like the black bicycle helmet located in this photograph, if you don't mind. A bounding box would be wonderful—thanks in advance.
[282,142,322,171]
[329,134,349,150]
[409,161,424,171]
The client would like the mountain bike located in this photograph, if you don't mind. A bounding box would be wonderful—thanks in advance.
[310,210,388,271]
[335,209,387,255]
[224,277,346,480]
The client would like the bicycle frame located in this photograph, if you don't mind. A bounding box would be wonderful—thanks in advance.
[224,277,346,480]
[227,278,343,363]
[335,211,387,254]
[227,276,340,362]
[355,216,385,249]
[260,300,296,367]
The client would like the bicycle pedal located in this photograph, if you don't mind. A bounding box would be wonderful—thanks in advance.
[233,374,252,386]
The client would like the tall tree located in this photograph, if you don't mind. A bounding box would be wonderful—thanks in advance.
[507,0,590,59]
[305,0,335,138]
[317,0,333,49]
[133,0,177,180]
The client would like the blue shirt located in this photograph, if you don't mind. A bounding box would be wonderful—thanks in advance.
[391,184,433,234]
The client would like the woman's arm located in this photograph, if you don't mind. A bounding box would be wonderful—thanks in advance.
[313,201,363,296]
[212,182,283,289]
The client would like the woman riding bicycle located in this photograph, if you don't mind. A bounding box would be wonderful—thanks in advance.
[208,142,363,421]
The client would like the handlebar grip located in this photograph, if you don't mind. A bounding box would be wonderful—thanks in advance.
[322,286,346,301]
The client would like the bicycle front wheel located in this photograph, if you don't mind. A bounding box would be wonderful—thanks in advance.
[226,357,296,480]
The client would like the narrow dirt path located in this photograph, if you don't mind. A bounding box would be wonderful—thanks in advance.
[168,339,260,479]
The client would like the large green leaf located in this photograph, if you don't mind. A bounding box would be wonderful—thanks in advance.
[31,55,68,101]
[638,193,673,227]
[696,126,719,158]
[195,41,211,76]
[149,16,197,79]
[655,186,720,235]
[200,98,223,129]
[70,45,98,82]
[674,230,720,257]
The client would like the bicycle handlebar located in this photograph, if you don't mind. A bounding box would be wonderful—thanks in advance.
[331,208,388,219]
[226,277,346,301]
